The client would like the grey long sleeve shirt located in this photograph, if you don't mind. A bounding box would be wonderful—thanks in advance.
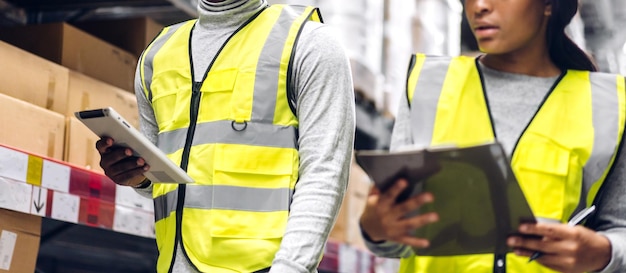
[134,1,356,272]
[365,62,626,272]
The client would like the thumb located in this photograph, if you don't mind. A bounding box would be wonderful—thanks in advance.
[368,185,380,196]
[366,186,381,206]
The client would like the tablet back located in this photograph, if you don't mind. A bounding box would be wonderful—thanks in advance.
[75,107,193,184]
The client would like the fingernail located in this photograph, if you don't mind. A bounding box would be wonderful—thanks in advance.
[423,193,433,202]
[125,149,132,156]
[137,158,144,166]
[143,166,149,171]
[520,225,529,232]
[507,238,517,245]
[107,138,113,145]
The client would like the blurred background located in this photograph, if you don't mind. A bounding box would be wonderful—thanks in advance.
[0,0,625,272]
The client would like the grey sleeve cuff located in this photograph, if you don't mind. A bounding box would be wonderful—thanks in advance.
[359,224,413,259]
[132,182,154,199]
[594,231,626,273]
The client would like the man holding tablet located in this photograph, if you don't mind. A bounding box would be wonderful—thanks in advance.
[95,0,355,272]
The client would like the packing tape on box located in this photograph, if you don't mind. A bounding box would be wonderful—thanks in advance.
[46,75,56,110]
[86,140,95,171]
[47,132,56,159]
[81,92,90,111]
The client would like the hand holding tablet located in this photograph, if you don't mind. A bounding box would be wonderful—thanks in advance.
[76,107,194,185]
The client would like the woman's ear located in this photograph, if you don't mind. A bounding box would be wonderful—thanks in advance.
[544,0,553,16]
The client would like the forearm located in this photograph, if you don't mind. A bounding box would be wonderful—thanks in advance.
[132,64,157,198]
[361,227,414,258]
[359,75,414,259]
[270,23,355,272]
[587,137,626,273]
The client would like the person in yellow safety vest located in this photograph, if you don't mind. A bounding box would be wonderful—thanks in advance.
[95,0,356,272]
[360,0,626,272]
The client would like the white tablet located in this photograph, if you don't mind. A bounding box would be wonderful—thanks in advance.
[75,107,193,184]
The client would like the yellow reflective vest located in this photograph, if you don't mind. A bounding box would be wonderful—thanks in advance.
[401,54,625,273]
[138,5,322,273]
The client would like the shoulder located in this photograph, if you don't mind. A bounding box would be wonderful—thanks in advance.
[567,70,625,92]
[292,20,350,69]
[298,21,343,52]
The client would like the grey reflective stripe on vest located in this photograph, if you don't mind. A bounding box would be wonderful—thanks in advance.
[154,185,294,222]
[154,190,178,222]
[157,121,297,154]
[574,73,620,216]
[252,6,308,123]
[409,56,451,147]
[142,22,187,102]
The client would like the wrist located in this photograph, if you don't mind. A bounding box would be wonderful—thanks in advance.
[590,234,612,272]
[132,177,152,189]
[359,217,386,243]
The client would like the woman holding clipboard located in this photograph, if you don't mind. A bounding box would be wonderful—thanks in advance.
[359,0,626,272]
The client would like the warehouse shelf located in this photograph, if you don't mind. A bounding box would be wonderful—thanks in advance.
[0,143,398,273]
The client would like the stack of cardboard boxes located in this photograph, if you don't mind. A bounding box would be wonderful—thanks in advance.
[0,16,377,272]
[0,18,162,273]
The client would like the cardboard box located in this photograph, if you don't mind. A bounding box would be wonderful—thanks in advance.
[330,157,372,250]
[0,93,65,160]
[0,41,69,115]
[0,23,137,92]
[67,71,139,128]
[0,208,42,273]
[64,117,103,174]
[74,17,164,58]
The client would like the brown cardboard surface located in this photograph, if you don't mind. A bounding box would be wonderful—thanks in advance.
[329,156,371,250]
[0,209,42,273]
[64,117,104,174]
[0,41,69,115]
[0,23,137,92]
[0,93,65,160]
[67,71,139,128]
[74,17,163,57]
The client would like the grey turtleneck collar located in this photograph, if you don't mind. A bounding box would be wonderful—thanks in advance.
[196,0,267,28]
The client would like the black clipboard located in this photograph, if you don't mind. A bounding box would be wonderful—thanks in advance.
[355,142,536,256]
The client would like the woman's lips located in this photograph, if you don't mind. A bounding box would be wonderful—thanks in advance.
[474,26,499,38]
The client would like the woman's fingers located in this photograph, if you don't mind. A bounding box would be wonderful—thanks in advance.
[391,191,434,219]
[379,179,408,208]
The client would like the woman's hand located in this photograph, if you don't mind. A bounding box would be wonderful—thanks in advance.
[507,223,611,273]
[359,179,439,248]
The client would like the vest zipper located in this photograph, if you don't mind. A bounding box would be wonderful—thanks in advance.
[168,82,203,273]
[167,9,268,272]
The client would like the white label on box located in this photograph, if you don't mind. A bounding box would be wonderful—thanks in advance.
[115,185,154,212]
[0,177,32,213]
[41,160,71,193]
[51,192,80,223]
[31,186,48,216]
[113,206,155,238]
[0,230,17,270]
[339,244,358,273]
[0,146,28,182]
